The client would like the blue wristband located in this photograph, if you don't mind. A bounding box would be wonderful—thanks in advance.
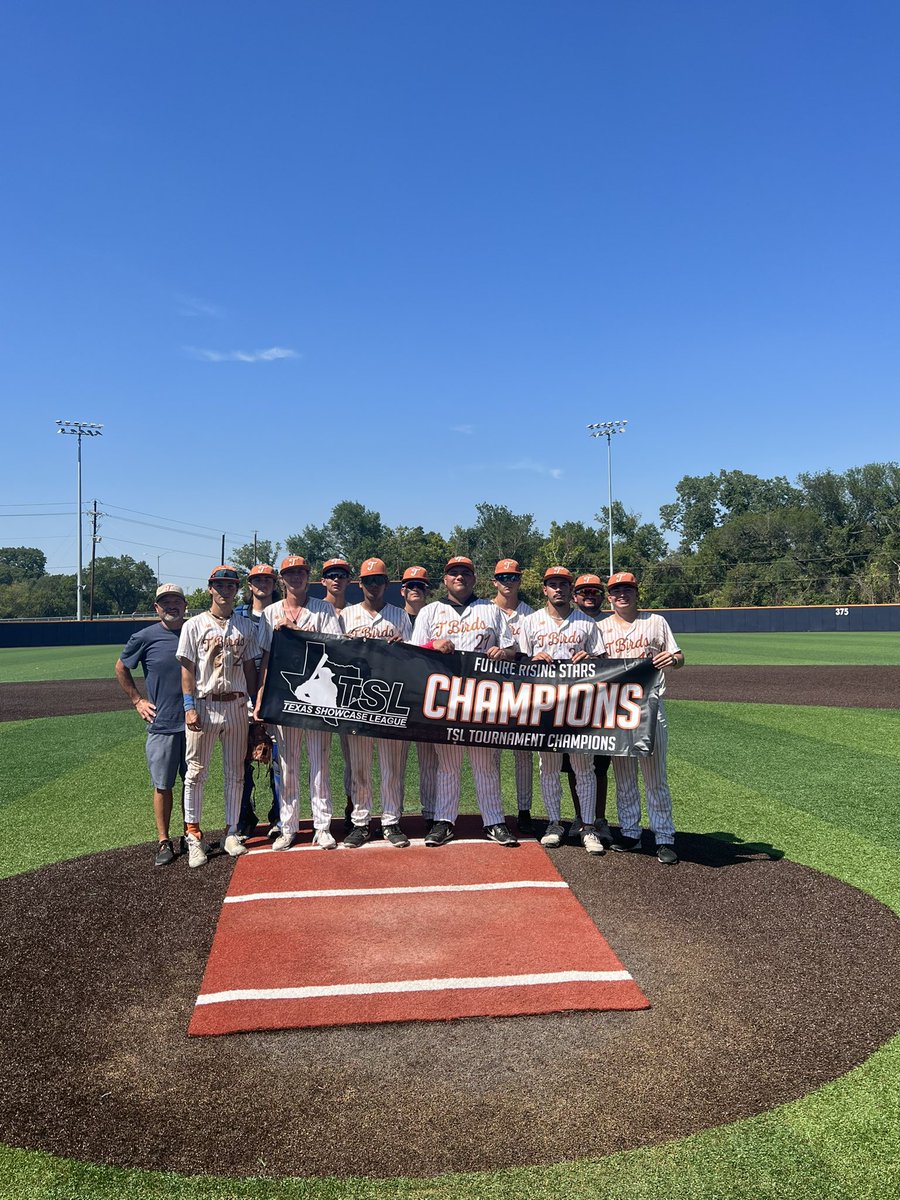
[183,694,196,711]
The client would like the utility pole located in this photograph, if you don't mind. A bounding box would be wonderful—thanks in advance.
[253,530,258,562]
[220,534,226,562]
[56,420,103,620]
[88,500,101,620]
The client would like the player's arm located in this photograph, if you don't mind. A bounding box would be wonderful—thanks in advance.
[652,623,682,670]
[115,658,155,723]
[253,649,270,720]
[485,612,518,660]
[180,662,201,731]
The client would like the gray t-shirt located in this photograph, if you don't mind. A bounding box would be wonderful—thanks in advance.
[119,623,184,735]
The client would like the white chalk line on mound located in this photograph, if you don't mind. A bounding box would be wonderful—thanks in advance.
[225,880,569,903]
[197,969,634,1006]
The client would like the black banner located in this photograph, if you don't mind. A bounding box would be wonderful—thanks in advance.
[259,628,661,756]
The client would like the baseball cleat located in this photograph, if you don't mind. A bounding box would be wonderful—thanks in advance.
[580,829,606,856]
[343,825,371,848]
[383,824,411,848]
[540,822,565,848]
[568,821,585,844]
[153,839,176,868]
[484,822,519,847]
[424,820,454,847]
[343,799,354,834]
[313,829,338,850]
[611,835,643,853]
[595,818,614,847]
[656,844,679,865]
[186,833,208,869]
[271,831,296,852]
[224,833,249,858]
[236,809,259,838]
[516,809,535,836]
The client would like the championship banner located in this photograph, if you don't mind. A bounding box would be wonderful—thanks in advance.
[259,628,661,757]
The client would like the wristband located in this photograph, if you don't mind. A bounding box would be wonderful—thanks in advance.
[183,694,196,711]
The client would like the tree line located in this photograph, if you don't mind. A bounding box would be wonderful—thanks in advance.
[2,462,898,618]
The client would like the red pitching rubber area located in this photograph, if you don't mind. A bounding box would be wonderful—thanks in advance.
[189,822,649,1035]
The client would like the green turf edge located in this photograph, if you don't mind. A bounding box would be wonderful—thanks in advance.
[1,701,898,1199]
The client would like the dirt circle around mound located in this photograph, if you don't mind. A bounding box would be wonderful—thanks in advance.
[1,835,898,1180]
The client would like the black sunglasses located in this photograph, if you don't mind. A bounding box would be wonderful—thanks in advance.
[323,571,350,580]
[403,581,428,591]
[362,575,388,586]
[494,573,521,583]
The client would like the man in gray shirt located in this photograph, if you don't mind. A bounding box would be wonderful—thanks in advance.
[116,583,189,866]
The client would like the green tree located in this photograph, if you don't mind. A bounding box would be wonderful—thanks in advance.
[449,503,543,577]
[285,500,387,573]
[231,539,281,574]
[90,556,156,615]
[0,547,47,585]
[379,526,450,581]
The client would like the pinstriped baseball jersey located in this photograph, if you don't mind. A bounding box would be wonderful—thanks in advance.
[518,608,605,659]
[256,597,343,650]
[176,611,259,696]
[597,613,679,694]
[340,602,413,643]
[493,599,533,640]
[412,598,516,652]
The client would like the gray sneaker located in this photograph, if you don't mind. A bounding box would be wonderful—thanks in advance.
[581,828,606,856]
[383,824,410,848]
[343,825,371,848]
[272,831,296,851]
[154,839,175,868]
[313,828,337,850]
[540,822,565,848]
[186,833,208,869]
[223,833,248,858]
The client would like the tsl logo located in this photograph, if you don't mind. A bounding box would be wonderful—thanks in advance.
[280,641,410,729]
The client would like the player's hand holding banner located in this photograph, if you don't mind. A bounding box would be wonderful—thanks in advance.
[258,628,661,756]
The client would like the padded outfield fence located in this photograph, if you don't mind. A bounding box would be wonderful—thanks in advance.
[1,597,898,648]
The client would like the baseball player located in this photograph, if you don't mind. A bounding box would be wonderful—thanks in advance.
[491,558,535,835]
[400,566,438,827]
[598,571,683,865]
[177,566,260,868]
[569,573,613,844]
[412,556,519,847]
[255,556,343,851]
[341,557,414,847]
[518,567,606,855]
[321,557,354,830]
[115,582,189,867]
[235,564,281,837]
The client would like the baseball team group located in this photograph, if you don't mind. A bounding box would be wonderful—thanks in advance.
[115,554,684,870]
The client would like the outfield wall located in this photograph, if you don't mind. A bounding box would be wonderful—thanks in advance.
[1,599,898,648]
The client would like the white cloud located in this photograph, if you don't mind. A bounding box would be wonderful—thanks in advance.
[185,345,299,363]
[451,424,475,435]
[508,458,564,479]
[176,294,224,318]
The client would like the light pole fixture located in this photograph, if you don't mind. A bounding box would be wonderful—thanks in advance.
[587,419,628,578]
[56,420,104,620]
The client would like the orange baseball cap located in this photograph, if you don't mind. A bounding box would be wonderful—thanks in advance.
[573,573,603,591]
[494,559,521,576]
[607,571,639,589]
[208,565,240,583]
[360,557,388,578]
[280,555,310,573]
[445,556,475,572]
[248,563,276,579]
[402,565,430,583]
[543,565,573,582]
[322,557,351,574]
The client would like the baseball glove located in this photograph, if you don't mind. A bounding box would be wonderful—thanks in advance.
[247,720,274,765]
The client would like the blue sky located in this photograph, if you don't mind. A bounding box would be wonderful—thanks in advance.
[2,1,898,590]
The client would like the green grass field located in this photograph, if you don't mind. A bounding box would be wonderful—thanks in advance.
[0,689,898,1199]
[1,630,898,684]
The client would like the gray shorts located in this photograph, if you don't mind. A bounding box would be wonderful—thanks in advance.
[145,732,187,790]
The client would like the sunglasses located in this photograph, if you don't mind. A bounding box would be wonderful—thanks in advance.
[323,571,350,581]
[575,587,602,596]
[403,581,428,591]
[494,573,521,583]
[362,575,388,586]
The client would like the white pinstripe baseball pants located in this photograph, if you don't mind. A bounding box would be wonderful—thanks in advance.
[348,736,410,826]
[415,741,437,819]
[612,703,674,843]
[275,726,333,834]
[183,698,248,830]
[434,745,504,827]
[537,751,596,825]
[493,749,534,809]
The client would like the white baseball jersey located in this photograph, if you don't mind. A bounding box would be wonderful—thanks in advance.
[518,607,605,660]
[413,597,516,652]
[493,599,533,641]
[256,597,343,650]
[598,612,679,695]
[340,602,413,644]
[176,611,259,696]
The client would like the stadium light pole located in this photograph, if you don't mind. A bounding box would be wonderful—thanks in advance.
[587,419,628,578]
[56,420,104,620]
